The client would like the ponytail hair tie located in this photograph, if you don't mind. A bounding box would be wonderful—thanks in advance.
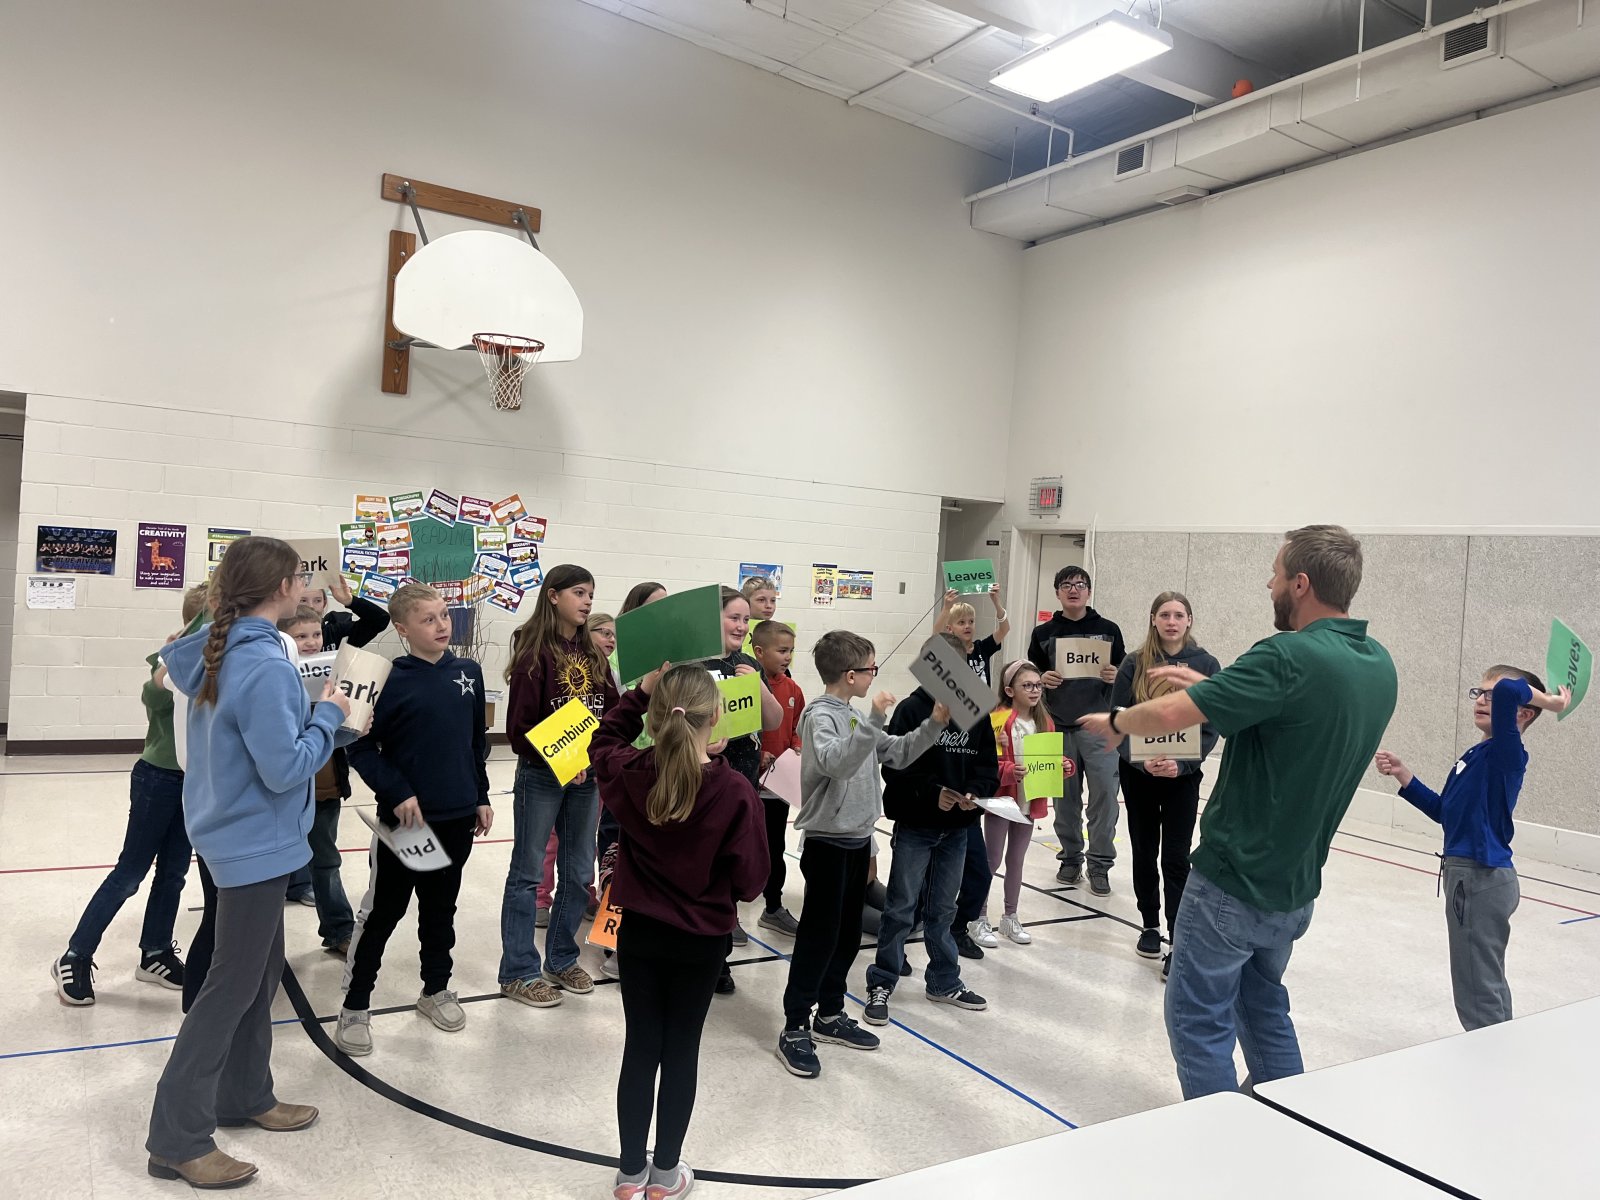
[671,706,686,715]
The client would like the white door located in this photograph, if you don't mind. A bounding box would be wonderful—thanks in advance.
[1033,532,1087,625]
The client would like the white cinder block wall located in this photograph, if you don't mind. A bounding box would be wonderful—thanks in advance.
[12,395,942,742]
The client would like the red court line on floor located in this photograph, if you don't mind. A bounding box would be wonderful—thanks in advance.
[1329,846,1599,918]
[0,837,517,875]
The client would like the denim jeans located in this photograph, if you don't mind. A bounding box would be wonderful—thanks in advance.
[1052,725,1121,873]
[309,798,354,946]
[285,864,313,901]
[499,758,599,983]
[866,824,968,998]
[68,759,192,957]
[1164,869,1315,1099]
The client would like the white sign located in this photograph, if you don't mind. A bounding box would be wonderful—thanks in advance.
[356,807,452,872]
[973,795,1031,824]
[909,636,993,732]
[297,650,338,702]
[1128,725,1203,763]
[26,576,76,610]
[332,643,392,733]
[762,748,802,809]
[1055,636,1110,680]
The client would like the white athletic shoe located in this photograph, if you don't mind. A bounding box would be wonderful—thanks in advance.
[969,918,999,949]
[1000,914,1032,945]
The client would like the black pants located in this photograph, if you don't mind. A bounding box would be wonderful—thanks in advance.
[781,840,870,1028]
[925,822,992,935]
[760,792,789,913]
[616,911,723,1177]
[344,814,476,1010]
[1119,762,1201,935]
[183,857,219,1014]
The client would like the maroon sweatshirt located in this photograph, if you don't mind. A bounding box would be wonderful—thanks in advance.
[506,634,619,763]
[591,687,769,937]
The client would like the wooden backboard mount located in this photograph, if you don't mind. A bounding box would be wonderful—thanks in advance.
[381,173,543,395]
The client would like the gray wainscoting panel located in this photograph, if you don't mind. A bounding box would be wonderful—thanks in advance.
[1180,533,1283,669]
[1090,532,1192,654]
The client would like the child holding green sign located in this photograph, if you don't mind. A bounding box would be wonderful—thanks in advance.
[1375,666,1569,1032]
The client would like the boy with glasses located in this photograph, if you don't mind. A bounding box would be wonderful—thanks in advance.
[775,631,948,1079]
[1376,667,1570,1031]
[1027,566,1125,894]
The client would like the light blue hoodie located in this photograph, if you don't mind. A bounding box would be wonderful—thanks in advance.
[161,616,344,888]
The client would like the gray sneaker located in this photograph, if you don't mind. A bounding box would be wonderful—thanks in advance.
[1088,870,1111,897]
[600,952,620,981]
[757,907,800,937]
[535,906,551,929]
[417,988,466,1032]
[1055,863,1084,886]
[334,1008,372,1056]
[731,919,749,947]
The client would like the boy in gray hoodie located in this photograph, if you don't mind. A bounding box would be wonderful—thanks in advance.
[775,631,947,1079]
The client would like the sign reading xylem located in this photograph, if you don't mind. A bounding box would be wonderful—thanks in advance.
[1128,725,1203,763]
[1055,636,1108,681]
[942,558,996,596]
[528,697,601,786]
[1020,731,1065,800]
[715,672,763,740]
[909,635,992,731]
[1545,618,1592,722]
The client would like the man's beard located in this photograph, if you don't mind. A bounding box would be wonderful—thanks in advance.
[1272,590,1293,632]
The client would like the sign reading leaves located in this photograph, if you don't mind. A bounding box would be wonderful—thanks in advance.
[1545,618,1592,721]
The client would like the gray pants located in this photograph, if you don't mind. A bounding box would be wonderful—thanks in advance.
[148,873,287,1162]
[1052,725,1121,873]
[1443,857,1519,1032]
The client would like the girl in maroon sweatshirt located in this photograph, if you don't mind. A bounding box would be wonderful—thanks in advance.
[592,664,768,1200]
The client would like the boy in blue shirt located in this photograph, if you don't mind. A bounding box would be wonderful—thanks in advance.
[1376,665,1569,1031]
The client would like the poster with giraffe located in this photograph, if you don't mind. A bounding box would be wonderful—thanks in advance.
[135,523,187,589]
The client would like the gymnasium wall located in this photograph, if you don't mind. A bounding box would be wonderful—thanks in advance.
[0,0,1023,742]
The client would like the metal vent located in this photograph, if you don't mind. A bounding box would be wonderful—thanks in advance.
[1114,142,1150,179]
[1441,20,1496,68]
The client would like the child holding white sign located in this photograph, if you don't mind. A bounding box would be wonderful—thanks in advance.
[338,584,492,1056]
[1109,592,1219,974]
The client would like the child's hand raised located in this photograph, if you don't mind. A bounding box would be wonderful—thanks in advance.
[1535,685,1573,715]
[872,691,897,717]
[330,574,354,606]
[640,662,671,695]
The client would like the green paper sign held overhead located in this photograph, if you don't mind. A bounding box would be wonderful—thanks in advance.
[1545,618,1592,721]
[943,558,996,596]
[615,583,726,686]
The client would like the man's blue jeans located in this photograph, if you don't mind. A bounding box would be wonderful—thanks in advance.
[866,823,968,998]
[1164,868,1315,1099]
[499,758,598,983]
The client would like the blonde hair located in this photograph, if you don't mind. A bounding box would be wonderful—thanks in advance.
[644,666,721,825]
[948,601,976,624]
[182,583,210,626]
[198,537,301,707]
[390,582,443,626]
[1133,591,1195,705]
[741,576,776,600]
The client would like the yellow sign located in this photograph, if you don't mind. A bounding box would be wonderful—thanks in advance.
[526,697,601,786]
[586,883,623,950]
[716,672,764,739]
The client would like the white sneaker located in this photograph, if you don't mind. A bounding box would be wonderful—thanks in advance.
[1000,914,1032,945]
[600,953,620,981]
[334,1008,372,1056]
[970,918,999,949]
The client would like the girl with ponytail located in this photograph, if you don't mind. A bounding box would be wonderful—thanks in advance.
[145,537,354,1190]
[592,662,769,1200]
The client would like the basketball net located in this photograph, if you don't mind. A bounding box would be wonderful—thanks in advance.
[471,333,544,412]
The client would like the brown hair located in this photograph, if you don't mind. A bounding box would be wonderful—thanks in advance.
[389,582,443,626]
[620,582,666,615]
[506,564,607,685]
[645,666,721,824]
[197,536,301,707]
[1133,591,1196,705]
[182,583,210,626]
[814,630,874,684]
[1485,664,1548,725]
[1283,525,1363,611]
[277,605,323,633]
[720,585,745,609]
[750,620,794,651]
[997,659,1050,728]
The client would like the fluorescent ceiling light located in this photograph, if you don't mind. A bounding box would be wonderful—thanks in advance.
[991,10,1173,103]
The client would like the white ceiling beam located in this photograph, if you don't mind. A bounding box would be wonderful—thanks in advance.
[846,26,1000,106]
[1121,22,1279,106]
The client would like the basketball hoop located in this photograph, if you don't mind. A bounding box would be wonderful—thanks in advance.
[471,333,544,412]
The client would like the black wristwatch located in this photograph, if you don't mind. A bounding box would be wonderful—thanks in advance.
[1109,706,1127,733]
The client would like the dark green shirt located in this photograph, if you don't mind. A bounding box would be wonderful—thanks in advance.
[1187,617,1397,913]
[140,651,178,772]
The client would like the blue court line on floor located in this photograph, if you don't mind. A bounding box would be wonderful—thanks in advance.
[0,1018,300,1061]
[1559,913,1600,925]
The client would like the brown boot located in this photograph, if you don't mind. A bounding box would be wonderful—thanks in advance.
[147,1148,257,1188]
[217,1102,319,1132]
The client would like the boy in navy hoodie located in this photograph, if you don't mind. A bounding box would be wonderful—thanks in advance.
[1376,665,1569,1030]
[338,584,492,1056]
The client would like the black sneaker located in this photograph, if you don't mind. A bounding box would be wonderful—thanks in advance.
[863,984,892,1027]
[1162,953,1171,982]
[952,928,985,960]
[899,959,912,977]
[1088,870,1111,897]
[1135,928,1162,959]
[776,1029,821,1078]
[813,1012,880,1051]
[1055,864,1083,886]
[136,944,186,991]
[928,986,987,1012]
[51,953,96,1006]
[715,969,736,996]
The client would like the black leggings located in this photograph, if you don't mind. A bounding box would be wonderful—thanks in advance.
[616,911,724,1177]
[1118,762,1201,936]
[760,793,789,912]
[182,857,219,1014]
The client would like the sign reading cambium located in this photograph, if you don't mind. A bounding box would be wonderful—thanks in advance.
[528,697,601,786]
[1055,637,1109,681]
[910,636,992,731]
[1127,726,1203,763]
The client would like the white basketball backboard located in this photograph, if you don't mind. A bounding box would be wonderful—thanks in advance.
[392,229,583,361]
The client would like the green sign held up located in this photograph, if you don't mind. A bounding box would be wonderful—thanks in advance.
[615,583,725,686]
[715,672,763,739]
[943,558,996,596]
[1021,731,1064,801]
[1545,618,1592,721]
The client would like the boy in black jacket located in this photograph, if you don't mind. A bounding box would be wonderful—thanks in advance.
[337,584,492,1057]
[863,639,999,1029]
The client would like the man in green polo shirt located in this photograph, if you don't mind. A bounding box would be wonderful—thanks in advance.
[1080,525,1396,1099]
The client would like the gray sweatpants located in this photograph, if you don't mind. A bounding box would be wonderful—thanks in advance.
[147,873,288,1162]
[1052,725,1121,873]
[1443,857,1519,1032]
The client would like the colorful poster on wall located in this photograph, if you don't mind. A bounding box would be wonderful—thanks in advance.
[492,494,527,525]
[207,528,250,580]
[487,581,526,614]
[135,523,187,589]
[423,489,460,525]
[475,525,509,554]
[810,564,837,608]
[509,560,543,590]
[459,495,495,526]
[377,548,411,577]
[506,539,539,566]
[340,522,376,548]
[342,546,378,576]
[837,569,874,601]
[513,515,548,543]
[354,494,392,523]
[739,563,784,594]
[36,525,117,575]
[389,490,427,523]
[474,553,511,583]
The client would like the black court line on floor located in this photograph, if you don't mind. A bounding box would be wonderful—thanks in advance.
[1252,1092,1480,1200]
[1333,829,1600,899]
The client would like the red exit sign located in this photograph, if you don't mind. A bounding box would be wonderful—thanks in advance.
[1030,476,1063,514]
